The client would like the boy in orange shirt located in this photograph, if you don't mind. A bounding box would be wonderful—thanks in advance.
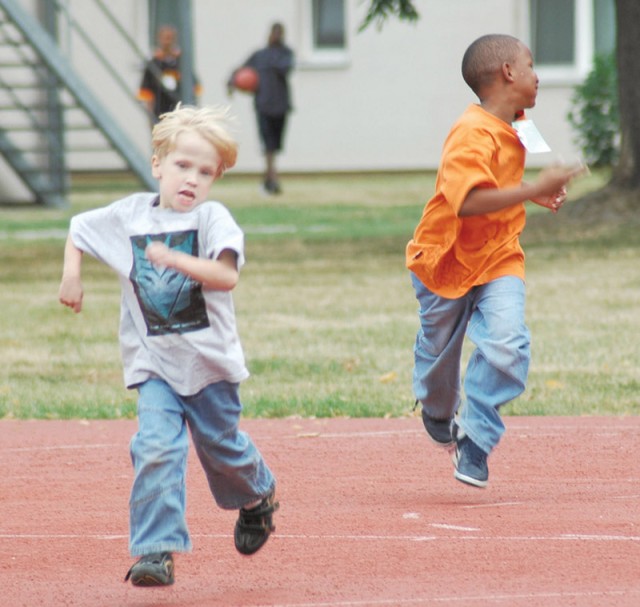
[406,34,583,488]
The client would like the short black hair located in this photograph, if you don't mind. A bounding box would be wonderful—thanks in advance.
[462,34,522,97]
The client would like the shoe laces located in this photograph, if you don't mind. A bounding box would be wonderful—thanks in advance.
[238,495,279,531]
[463,436,487,467]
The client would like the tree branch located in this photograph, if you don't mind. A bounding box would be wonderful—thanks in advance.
[359,0,420,32]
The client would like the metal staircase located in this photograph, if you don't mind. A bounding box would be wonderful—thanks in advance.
[0,0,155,207]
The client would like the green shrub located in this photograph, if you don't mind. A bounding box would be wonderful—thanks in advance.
[567,52,619,167]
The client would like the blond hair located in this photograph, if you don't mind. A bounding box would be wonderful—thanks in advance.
[151,104,238,174]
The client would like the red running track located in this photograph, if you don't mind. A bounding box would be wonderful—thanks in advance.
[1,416,639,607]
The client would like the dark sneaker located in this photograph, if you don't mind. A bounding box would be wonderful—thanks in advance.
[234,489,279,555]
[266,179,282,194]
[262,179,282,195]
[452,427,488,488]
[124,551,174,586]
[421,408,455,448]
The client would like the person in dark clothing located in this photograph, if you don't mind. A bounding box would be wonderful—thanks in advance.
[138,25,202,124]
[229,23,294,194]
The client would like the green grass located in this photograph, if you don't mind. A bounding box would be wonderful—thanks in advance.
[0,169,638,419]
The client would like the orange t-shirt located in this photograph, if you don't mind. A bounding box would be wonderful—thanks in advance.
[406,104,527,298]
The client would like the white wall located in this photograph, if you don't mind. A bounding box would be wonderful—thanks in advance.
[188,0,580,173]
[6,0,582,186]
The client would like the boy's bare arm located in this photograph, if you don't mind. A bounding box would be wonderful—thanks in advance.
[59,234,84,313]
[145,242,239,291]
[460,164,586,217]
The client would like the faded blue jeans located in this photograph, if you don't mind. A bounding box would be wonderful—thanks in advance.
[128,378,275,557]
[411,273,530,454]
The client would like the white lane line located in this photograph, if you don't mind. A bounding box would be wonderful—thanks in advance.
[0,533,127,540]
[0,430,424,453]
[430,523,480,532]
[3,443,120,453]
[289,430,423,439]
[462,501,524,509]
[2,532,639,543]
[2,422,638,451]
[249,589,639,607]
[267,425,640,442]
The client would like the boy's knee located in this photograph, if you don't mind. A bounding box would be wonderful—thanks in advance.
[131,434,187,469]
[481,331,530,379]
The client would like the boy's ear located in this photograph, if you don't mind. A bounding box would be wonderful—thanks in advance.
[151,154,161,178]
[502,62,514,82]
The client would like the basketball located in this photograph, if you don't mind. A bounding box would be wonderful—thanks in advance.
[233,67,259,93]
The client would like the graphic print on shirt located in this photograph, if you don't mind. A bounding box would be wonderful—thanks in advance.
[130,230,209,336]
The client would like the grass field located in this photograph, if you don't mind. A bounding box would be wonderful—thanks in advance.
[0,170,638,420]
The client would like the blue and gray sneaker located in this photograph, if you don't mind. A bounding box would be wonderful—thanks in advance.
[452,425,488,488]
[421,409,455,448]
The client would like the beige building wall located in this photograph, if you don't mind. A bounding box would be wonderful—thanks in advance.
[192,0,583,172]
[193,0,580,173]
[6,0,587,189]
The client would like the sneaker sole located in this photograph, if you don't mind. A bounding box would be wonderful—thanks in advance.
[130,573,174,587]
[453,469,488,488]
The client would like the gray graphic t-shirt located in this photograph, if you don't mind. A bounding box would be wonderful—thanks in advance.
[70,193,249,395]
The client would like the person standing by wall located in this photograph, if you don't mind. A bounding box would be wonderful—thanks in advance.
[229,23,294,195]
[139,25,202,124]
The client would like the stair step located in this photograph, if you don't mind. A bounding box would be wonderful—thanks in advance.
[0,0,154,206]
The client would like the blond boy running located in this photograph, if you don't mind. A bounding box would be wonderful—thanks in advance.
[59,105,278,586]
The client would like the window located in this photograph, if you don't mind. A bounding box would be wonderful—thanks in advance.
[593,0,615,55]
[529,0,616,82]
[298,0,348,68]
[530,0,575,65]
[313,0,345,49]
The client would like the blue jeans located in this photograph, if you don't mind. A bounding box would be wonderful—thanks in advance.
[411,273,530,454]
[128,378,275,556]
